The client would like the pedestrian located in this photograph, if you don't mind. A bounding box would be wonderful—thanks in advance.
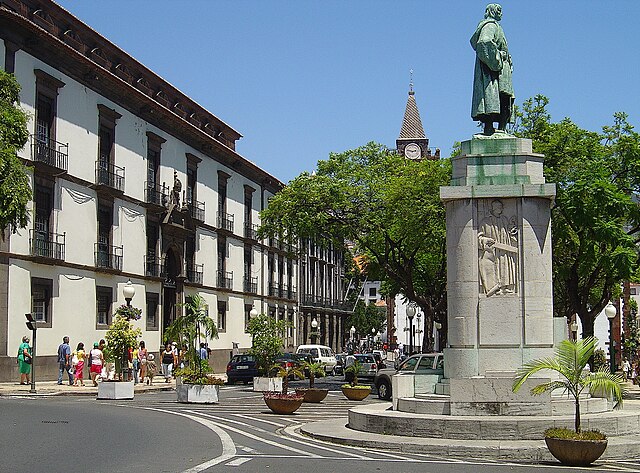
[132,344,139,384]
[622,358,631,382]
[57,336,74,386]
[138,341,148,382]
[72,342,86,386]
[199,342,208,360]
[179,343,189,369]
[17,335,32,385]
[161,343,175,382]
[89,341,104,386]
[145,353,157,385]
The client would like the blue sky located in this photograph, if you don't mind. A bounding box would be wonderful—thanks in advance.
[55,1,640,183]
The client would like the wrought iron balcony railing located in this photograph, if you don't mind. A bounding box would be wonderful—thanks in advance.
[94,242,123,270]
[216,270,233,289]
[287,286,297,301]
[95,160,125,192]
[185,263,204,285]
[29,229,65,260]
[268,282,281,298]
[217,211,234,232]
[31,135,68,171]
[144,255,164,278]
[187,199,205,221]
[144,182,169,206]
[243,275,258,294]
[244,222,259,240]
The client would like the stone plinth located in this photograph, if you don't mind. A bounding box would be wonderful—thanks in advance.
[176,384,220,404]
[253,376,282,392]
[97,381,134,400]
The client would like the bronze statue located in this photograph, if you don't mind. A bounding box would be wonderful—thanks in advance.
[470,3,514,135]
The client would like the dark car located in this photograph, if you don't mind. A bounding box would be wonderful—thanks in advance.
[274,353,314,379]
[226,354,258,384]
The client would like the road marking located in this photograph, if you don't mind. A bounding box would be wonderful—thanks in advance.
[279,424,372,459]
[225,458,251,467]
[232,413,287,427]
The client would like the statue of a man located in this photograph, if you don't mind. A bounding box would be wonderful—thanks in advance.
[470,3,514,135]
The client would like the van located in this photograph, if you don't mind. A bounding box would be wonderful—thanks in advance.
[295,344,338,374]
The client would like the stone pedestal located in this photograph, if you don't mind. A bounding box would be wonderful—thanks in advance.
[440,134,556,413]
[97,381,134,400]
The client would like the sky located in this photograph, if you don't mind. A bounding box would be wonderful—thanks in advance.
[54,0,640,184]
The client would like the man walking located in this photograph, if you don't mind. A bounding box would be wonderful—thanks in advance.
[57,336,74,385]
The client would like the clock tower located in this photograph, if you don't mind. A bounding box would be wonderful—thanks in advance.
[396,71,438,160]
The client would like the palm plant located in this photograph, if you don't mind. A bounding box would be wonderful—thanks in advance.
[269,363,305,395]
[513,337,625,433]
[344,360,362,387]
[302,361,325,388]
[165,294,218,378]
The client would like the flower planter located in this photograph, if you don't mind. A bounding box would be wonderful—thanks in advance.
[545,437,607,466]
[341,385,371,401]
[176,383,220,404]
[295,388,329,403]
[253,376,282,393]
[97,381,134,400]
[263,394,304,414]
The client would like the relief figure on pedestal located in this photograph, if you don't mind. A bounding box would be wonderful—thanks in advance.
[478,199,518,296]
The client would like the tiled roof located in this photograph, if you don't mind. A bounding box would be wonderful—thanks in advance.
[398,91,426,140]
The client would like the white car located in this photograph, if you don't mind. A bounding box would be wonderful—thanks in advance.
[295,345,338,374]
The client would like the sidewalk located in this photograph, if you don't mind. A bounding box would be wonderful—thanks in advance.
[0,379,176,397]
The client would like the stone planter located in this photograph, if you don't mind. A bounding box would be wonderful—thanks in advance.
[264,395,304,414]
[253,376,282,392]
[545,437,607,466]
[97,381,134,400]
[295,388,329,403]
[176,383,220,404]
[341,385,371,401]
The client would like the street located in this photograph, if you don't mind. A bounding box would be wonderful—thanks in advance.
[2,376,640,473]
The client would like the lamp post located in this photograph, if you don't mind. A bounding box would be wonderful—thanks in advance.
[416,311,422,353]
[311,318,319,344]
[249,307,258,348]
[350,325,356,351]
[406,304,416,356]
[123,279,135,307]
[434,322,442,352]
[605,302,617,374]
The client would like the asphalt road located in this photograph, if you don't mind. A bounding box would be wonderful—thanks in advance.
[2,375,640,473]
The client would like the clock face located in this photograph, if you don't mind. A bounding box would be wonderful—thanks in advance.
[404,143,421,159]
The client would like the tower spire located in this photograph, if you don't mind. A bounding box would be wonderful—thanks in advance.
[396,70,436,160]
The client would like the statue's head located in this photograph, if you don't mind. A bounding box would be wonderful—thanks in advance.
[484,3,502,21]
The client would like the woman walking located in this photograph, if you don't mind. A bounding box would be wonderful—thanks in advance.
[161,343,175,383]
[138,341,148,383]
[89,342,104,386]
[17,336,32,385]
[72,342,86,386]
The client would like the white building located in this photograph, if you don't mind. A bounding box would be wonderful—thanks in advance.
[0,0,347,380]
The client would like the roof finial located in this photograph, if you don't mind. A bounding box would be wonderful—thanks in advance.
[409,69,414,95]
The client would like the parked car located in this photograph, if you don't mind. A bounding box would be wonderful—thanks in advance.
[274,352,314,379]
[226,354,258,384]
[345,354,378,380]
[295,345,338,374]
[369,351,387,369]
[374,353,444,400]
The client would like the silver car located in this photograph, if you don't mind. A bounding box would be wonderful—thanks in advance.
[374,353,444,400]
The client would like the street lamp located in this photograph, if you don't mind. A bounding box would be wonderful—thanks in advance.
[249,307,259,319]
[123,279,135,307]
[349,325,356,350]
[371,327,376,351]
[416,311,422,353]
[406,304,416,355]
[434,322,442,352]
[605,302,617,373]
[311,318,319,344]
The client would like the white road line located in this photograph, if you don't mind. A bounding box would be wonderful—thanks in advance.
[225,458,252,467]
[195,412,322,458]
[231,413,288,427]
[277,424,372,459]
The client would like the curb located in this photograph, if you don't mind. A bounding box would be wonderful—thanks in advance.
[0,385,175,398]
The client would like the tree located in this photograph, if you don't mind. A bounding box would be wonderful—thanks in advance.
[0,70,31,234]
[259,143,451,352]
[515,96,640,341]
[246,314,289,375]
[165,294,218,374]
[104,313,142,377]
[347,300,386,343]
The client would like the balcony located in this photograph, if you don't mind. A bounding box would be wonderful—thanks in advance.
[95,160,124,192]
[268,282,281,298]
[31,135,68,172]
[29,230,65,260]
[216,270,233,289]
[243,275,258,294]
[185,263,204,285]
[144,256,164,278]
[217,212,234,232]
[244,222,259,240]
[287,286,297,301]
[187,199,205,222]
[144,182,169,207]
[94,242,123,270]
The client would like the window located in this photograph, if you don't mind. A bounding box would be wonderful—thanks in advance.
[417,356,436,371]
[631,288,637,296]
[96,286,112,327]
[31,277,53,327]
[217,301,227,332]
[244,185,254,226]
[34,69,64,143]
[244,304,253,333]
[217,237,226,274]
[146,292,159,331]
[217,171,229,215]
[369,287,377,297]
[146,221,159,276]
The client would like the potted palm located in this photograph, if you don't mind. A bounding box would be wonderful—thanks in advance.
[296,361,328,402]
[341,360,372,401]
[513,337,625,466]
[263,363,305,414]
[166,294,220,403]
[246,314,289,392]
[99,307,141,400]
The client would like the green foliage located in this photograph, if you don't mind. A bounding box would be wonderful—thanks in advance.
[269,363,304,394]
[340,384,370,390]
[623,298,640,360]
[259,143,451,351]
[344,359,362,386]
[246,314,289,375]
[544,428,606,441]
[515,96,640,338]
[593,349,607,372]
[347,300,386,341]
[302,361,325,388]
[0,70,31,234]
[104,314,142,372]
[513,337,625,433]
[174,361,223,385]
[165,294,218,371]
